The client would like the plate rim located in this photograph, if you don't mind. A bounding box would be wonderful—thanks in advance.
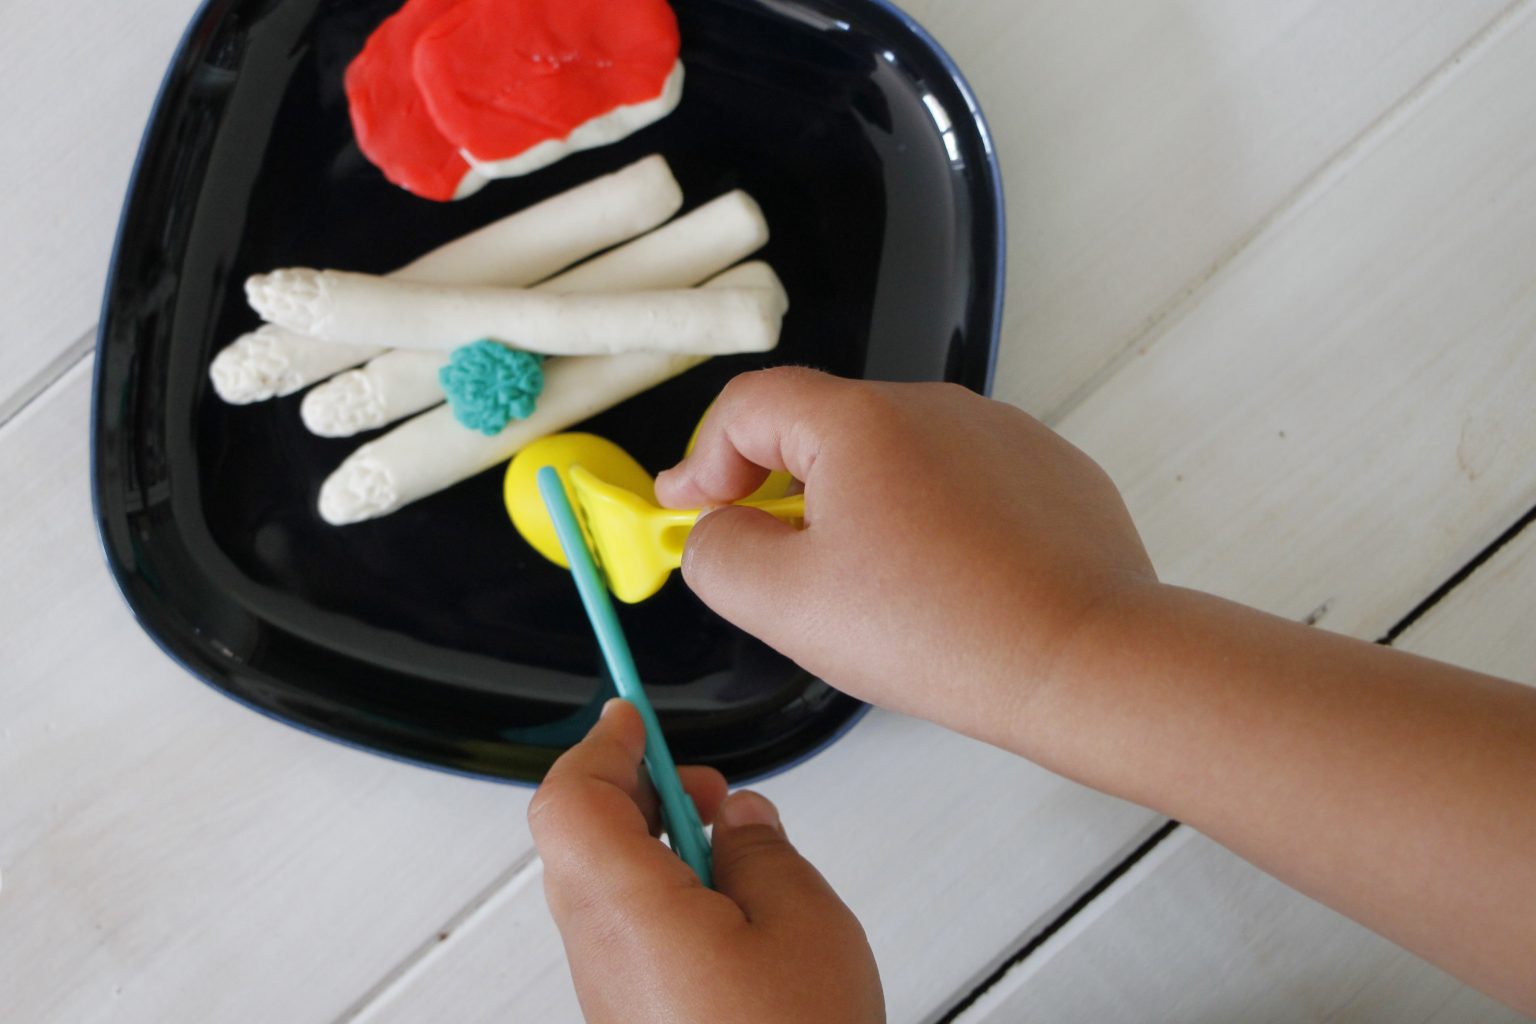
[89,0,1008,785]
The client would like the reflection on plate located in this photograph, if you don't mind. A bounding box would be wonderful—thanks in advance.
[93,0,1004,783]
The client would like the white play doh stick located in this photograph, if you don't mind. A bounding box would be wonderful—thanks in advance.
[300,190,771,436]
[208,155,683,403]
[541,191,769,295]
[317,261,787,525]
[210,327,380,405]
[318,353,705,525]
[390,154,683,286]
[248,270,786,357]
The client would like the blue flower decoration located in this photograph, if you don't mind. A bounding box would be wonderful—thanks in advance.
[439,339,546,436]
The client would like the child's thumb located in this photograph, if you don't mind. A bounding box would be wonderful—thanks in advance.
[679,504,807,633]
[710,792,853,929]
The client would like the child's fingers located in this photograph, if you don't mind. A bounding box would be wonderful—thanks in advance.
[655,366,842,508]
[676,766,729,828]
[529,701,706,923]
[710,791,864,937]
[678,505,814,641]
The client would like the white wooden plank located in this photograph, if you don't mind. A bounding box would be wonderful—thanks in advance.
[1057,2,1536,640]
[1393,525,1536,680]
[895,0,1513,419]
[351,712,1159,1024]
[959,827,1529,1024]
[0,0,203,422]
[957,525,1536,1024]
[0,361,544,1023]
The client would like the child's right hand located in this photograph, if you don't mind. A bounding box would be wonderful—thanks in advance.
[660,368,1536,1014]
[655,366,1158,752]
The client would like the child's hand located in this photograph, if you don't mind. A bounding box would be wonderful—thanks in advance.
[655,367,1157,751]
[652,369,1536,1013]
[529,699,884,1023]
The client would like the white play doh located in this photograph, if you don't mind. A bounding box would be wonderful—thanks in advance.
[299,351,448,437]
[209,327,382,405]
[466,63,685,180]
[299,190,771,436]
[249,270,786,357]
[389,153,683,286]
[208,155,682,403]
[542,190,769,296]
[319,352,706,525]
[317,261,787,525]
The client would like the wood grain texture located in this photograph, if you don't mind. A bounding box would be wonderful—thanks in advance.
[1057,2,1536,640]
[896,0,1513,420]
[957,525,1536,1024]
[0,362,545,1024]
[0,0,204,423]
[958,827,1530,1024]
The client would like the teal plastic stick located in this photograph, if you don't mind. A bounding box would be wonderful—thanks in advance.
[537,466,713,887]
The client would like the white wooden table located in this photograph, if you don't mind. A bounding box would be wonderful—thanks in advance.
[4,1,1534,1020]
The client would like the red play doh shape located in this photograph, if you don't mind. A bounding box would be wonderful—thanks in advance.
[412,0,681,169]
[344,0,484,202]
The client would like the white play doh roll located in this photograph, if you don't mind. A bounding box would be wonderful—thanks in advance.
[210,327,380,405]
[318,353,705,525]
[317,261,787,525]
[208,155,683,403]
[300,190,770,436]
[249,270,786,357]
[390,154,683,287]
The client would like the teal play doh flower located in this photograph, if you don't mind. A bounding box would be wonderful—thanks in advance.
[439,340,546,435]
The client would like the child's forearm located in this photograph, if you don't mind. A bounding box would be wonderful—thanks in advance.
[1025,583,1536,1013]
[661,368,1535,1012]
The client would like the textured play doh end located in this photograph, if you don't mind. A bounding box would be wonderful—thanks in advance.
[301,370,389,437]
[319,452,399,525]
[209,326,303,403]
[246,269,327,336]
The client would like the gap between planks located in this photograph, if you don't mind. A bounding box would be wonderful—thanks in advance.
[1041,0,1536,429]
[935,820,1182,1024]
[331,849,544,1024]
[0,325,96,435]
[933,499,1536,1020]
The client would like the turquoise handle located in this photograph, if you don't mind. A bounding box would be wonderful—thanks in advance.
[537,467,714,887]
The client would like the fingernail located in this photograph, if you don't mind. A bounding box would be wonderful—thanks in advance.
[654,463,689,491]
[599,698,626,721]
[717,791,782,832]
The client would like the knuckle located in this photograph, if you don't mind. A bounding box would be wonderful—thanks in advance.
[526,777,591,843]
[721,827,794,869]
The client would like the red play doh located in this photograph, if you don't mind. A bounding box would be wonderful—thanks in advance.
[344,0,486,202]
[412,0,682,177]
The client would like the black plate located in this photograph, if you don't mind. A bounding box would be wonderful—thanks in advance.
[93,0,1004,783]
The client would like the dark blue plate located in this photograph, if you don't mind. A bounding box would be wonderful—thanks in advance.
[93,0,1003,783]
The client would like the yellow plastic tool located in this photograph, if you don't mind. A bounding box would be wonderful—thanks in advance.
[504,432,804,603]
[505,433,654,569]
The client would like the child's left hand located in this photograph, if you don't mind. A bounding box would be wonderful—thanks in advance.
[530,699,885,1023]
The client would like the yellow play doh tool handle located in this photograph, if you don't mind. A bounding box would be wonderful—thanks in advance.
[567,465,805,604]
[504,433,654,570]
